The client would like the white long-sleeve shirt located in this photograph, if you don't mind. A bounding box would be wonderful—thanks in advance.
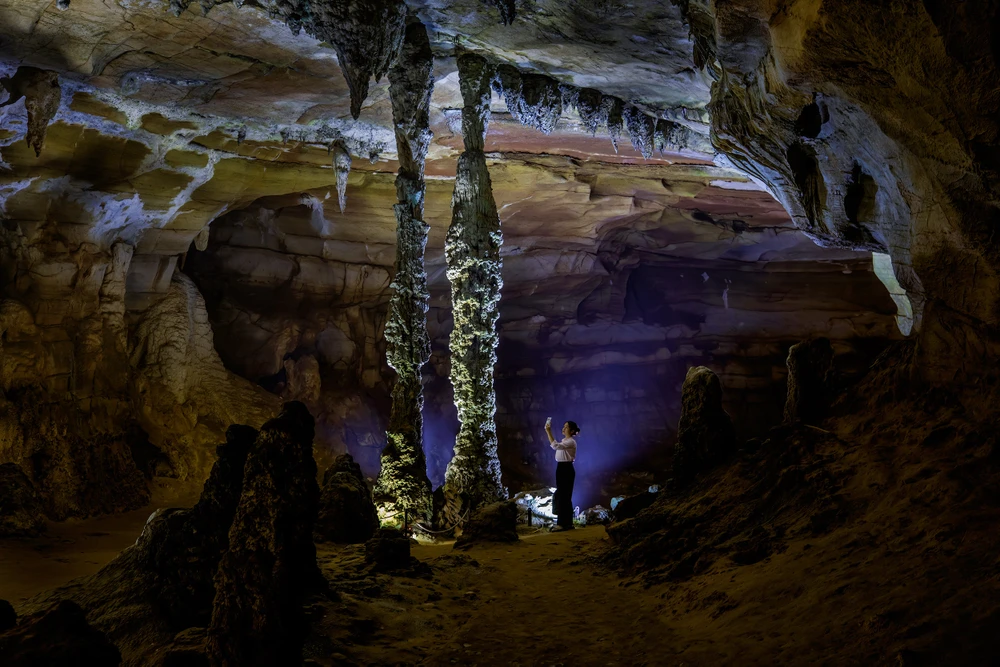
[551,436,577,462]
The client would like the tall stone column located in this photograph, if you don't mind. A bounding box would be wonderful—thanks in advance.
[443,54,506,516]
[374,18,435,524]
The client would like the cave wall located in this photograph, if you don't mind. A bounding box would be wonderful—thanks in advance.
[188,159,900,503]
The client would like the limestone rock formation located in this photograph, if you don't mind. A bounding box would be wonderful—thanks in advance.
[443,53,507,514]
[147,424,257,629]
[0,600,121,667]
[454,500,518,549]
[375,17,435,524]
[784,338,835,425]
[207,401,320,667]
[130,274,279,481]
[0,66,61,157]
[481,0,516,25]
[672,366,736,486]
[331,140,352,213]
[317,453,378,544]
[0,462,45,537]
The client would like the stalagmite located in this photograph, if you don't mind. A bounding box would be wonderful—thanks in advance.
[374,17,435,524]
[443,53,507,517]
[330,140,351,214]
[0,67,61,157]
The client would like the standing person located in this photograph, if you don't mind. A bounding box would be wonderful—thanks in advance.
[545,418,580,531]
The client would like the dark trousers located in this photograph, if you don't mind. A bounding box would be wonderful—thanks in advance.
[554,462,576,528]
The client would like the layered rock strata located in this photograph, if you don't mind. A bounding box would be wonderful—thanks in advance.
[442,53,507,514]
[374,18,436,523]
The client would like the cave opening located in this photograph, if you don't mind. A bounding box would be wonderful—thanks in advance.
[0,1,998,665]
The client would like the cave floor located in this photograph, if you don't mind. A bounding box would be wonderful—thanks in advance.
[312,527,675,667]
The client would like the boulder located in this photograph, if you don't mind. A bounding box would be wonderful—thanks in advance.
[365,527,414,572]
[316,453,378,544]
[454,501,519,549]
[671,366,736,486]
[784,338,835,424]
[207,401,320,667]
[583,505,611,525]
[0,600,121,666]
[611,492,658,522]
[0,463,44,537]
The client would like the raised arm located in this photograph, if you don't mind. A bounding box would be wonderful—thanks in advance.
[545,421,557,445]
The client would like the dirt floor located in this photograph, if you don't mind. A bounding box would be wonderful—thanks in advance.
[311,527,674,667]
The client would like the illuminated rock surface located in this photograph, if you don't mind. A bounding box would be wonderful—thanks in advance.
[441,53,506,514]
[374,17,435,523]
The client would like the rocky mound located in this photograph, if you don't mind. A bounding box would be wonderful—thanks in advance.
[604,342,1000,664]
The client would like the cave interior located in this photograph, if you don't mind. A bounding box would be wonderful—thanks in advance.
[0,0,999,665]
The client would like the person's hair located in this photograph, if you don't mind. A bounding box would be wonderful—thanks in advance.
[565,421,580,436]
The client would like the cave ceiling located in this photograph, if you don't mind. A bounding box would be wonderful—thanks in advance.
[0,0,881,309]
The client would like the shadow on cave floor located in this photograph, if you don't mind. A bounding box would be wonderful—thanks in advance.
[0,479,202,604]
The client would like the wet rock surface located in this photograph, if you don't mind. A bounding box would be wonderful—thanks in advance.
[0,600,121,666]
[316,454,379,545]
[0,463,44,537]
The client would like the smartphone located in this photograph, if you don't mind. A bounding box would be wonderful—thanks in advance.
[545,417,552,427]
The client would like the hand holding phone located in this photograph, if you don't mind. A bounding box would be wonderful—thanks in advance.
[545,417,552,428]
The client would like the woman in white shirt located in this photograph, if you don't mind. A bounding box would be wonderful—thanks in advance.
[545,419,580,531]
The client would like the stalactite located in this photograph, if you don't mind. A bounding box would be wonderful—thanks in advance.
[330,140,351,214]
[172,0,407,120]
[624,105,655,159]
[603,95,625,152]
[575,88,606,135]
[493,65,563,135]
[443,53,506,516]
[374,17,435,524]
[0,67,61,158]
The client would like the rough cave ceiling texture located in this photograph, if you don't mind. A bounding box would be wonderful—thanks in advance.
[2,0,994,510]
